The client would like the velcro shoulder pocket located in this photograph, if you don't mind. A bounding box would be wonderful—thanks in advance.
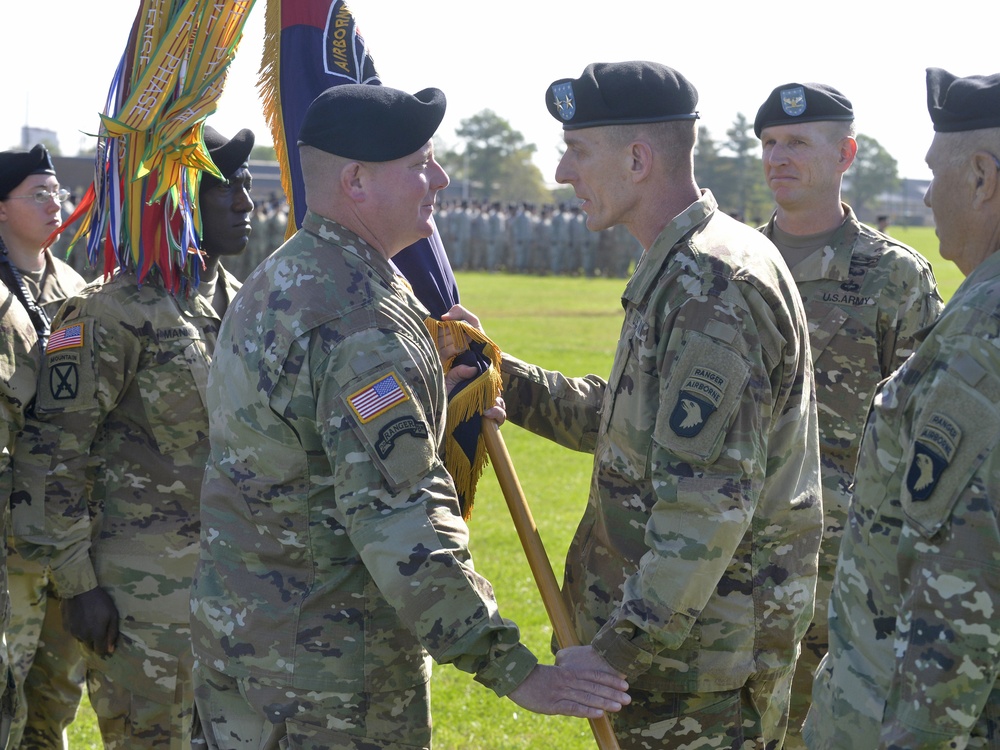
[655,330,751,465]
[901,369,1000,538]
[340,368,437,493]
[37,318,97,414]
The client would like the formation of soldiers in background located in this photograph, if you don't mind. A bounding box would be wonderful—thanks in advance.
[433,199,644,278]
[53,193,646,282]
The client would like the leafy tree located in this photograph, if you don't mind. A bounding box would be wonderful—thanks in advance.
[844,133,899,218]
[723,113,772,222]
[446,110,551,205]
[250,144,277,161]
[694,126,721,190]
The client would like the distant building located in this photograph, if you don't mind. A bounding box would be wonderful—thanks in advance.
[48,156,284,203]
[872,178,933,227]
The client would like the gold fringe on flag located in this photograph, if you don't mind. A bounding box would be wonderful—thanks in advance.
[257,0,296,242]
[424,317,503,520]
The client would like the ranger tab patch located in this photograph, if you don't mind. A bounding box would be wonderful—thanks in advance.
[46,323,84,354]
[348,373,408,424]
[376,417,429,459]
[906,411,961,501]
[669,365,727,438]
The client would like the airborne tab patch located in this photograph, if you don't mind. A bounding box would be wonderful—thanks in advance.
[906,412,961,501]
[669,366,727,438]
[348,373,408,424]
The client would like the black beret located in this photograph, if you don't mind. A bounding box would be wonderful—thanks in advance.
[0,144,56,200]
[298,84,446,161]
[203,125,255,180]
[926,67,1000,133]
[546,61,699,131]
[754,82,853,137]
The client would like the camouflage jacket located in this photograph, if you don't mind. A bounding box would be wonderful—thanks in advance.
[503,190,823,692]
[30,250,88,321]
[12,268,240,623]
[761,207,943,622]
[804,250,1000,748]
[190,211,537,696]
[1,288,39,633]
[0,248,87,346]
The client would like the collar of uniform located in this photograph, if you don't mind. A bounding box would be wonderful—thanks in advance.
[950,243,1000,302]
[622,189,716,307]
[763,203,859,283]
[192,264,240,320]
[301,209,397,285]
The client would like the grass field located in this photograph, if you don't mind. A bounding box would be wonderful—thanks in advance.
[63,225,956,748]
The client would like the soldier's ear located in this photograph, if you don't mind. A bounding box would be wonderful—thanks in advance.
[628,141,654,182]
[837,137,858,173]
[971,151,998,207]
[342,162,367,200]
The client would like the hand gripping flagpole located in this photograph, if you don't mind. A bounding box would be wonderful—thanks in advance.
[482,420,622,750]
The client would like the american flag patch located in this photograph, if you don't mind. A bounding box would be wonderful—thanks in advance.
[348,374,408,423]
[47,323,84,353]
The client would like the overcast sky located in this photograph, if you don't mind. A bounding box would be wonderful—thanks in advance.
[3,1,996,184]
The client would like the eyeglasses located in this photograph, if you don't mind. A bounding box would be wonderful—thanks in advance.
[4,188,71,204]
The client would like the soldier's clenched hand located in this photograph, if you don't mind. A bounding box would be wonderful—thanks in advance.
[64,586,120,657]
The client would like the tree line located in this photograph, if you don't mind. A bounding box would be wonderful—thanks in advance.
[433,109,902,222]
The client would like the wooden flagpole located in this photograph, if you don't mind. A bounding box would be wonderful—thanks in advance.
[482,420,622,750]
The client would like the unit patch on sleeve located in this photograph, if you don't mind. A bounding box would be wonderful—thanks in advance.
[906,411,961,501]
[669,366,727,438]
[348,373,409,424]
[49,363,79,400]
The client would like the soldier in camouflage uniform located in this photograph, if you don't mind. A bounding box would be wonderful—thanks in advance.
[510,202,533,273]
[190,83,630,750]
[548,203,569,275]
[497,61,823,749]
[804,67,1000,749]
[12,126,255,750]
[752,82,944,746]
[0,144,88,750]
[1,287,39,749]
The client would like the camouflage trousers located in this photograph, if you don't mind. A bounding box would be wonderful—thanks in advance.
[86,619,197,750]
[782,618,827,750]
[4,544,85,750]
[610,674,791,750]
[193,662,432,750]
[0,664,16,750]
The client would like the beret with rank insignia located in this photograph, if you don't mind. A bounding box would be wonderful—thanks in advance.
[546,61,699,131]
[754,82,854,138]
